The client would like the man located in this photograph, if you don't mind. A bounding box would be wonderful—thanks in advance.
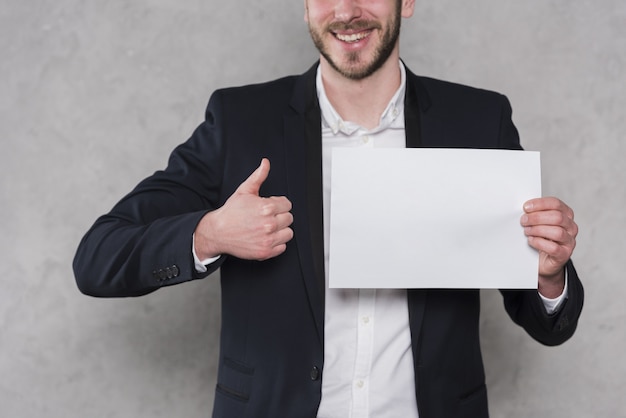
[74,0,584,416]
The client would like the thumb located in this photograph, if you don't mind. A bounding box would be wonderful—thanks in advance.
[236,158,270,195]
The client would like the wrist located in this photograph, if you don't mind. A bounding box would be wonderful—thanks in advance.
[538,269,566,299]
[194,211,222,260]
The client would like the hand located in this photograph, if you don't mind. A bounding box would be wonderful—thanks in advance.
[194,158,294,261]
[521,197,578,297]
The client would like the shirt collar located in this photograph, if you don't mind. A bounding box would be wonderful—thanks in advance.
[316,61,406,135]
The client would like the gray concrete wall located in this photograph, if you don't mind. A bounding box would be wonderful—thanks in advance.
[1,0,623,416]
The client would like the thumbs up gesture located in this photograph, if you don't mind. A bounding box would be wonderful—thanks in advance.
[194,158,294,261]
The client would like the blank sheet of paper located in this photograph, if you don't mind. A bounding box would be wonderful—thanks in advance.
[328,148,541,289]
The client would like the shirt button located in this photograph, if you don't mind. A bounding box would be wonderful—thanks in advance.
[362,136,370,144]
[356,380,365,389]
[361,316,370,324]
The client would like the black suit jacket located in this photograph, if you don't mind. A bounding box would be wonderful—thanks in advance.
[74,64,584,418]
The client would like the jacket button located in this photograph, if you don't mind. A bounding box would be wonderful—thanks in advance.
[171,265,180,277]
[310,366,320,381]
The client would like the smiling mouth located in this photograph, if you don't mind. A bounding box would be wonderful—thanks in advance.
[334,30,371,43]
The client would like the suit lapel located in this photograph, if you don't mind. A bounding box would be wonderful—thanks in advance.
[283,64,325,346]
[404,65,432,148]
[404,69,431,378]
[304,82,325,306]
[404,70,422,149]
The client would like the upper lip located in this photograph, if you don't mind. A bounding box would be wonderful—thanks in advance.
[329,20,378,33]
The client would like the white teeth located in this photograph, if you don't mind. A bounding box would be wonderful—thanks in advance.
[335,31,369,43]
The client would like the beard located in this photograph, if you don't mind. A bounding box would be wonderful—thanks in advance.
[308,3,402,80]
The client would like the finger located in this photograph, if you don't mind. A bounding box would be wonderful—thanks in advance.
[261,212,293,236]
[274,212,294,230]
[521,210,578,237]
[256,228,293,261]
[523,197,574,219]
[261,196,292,215]
[273,227,294,247]
[527,236,574,262]
[522,209,567,226]
[261,243,288,261]
[524,224,574,246]
[236,158,270,195]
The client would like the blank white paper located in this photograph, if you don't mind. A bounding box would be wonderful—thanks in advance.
[328,148,541,289]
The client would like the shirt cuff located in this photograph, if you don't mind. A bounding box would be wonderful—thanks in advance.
[192,233,221,273]
[538,269,569,314]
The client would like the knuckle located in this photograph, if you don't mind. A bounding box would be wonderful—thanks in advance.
[260,203,274,216]
[553,211,565,225]
[263,221,277,234]
[570,221,579,237]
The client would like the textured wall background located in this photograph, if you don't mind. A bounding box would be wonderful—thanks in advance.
[1,0,624,416]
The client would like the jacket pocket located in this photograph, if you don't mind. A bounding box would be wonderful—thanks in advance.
[216,383,250,402]
[215,357,255,403]
[212,358,256,417]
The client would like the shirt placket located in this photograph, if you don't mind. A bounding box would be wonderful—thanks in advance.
[351,289,376,418]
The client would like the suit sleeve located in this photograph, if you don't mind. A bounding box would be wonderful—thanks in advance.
[501,261,584,346]
[496,94,584,345]
[73,92,228,297]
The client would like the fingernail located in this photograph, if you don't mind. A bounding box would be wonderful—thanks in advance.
[524,202,533,211]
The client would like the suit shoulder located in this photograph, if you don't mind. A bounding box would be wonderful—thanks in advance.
[414,74,509,106]
[210,74,300,106]
[406,72,520,148]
